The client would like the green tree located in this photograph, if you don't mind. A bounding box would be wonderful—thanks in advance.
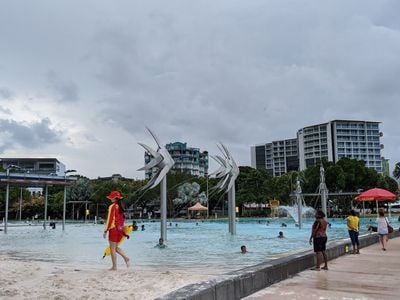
[19,193,44,219]
[7,188,33,220]
[89,178,136,217]
[236,166,271,206]
[379,175,398,194]
[301,164,320,194]
[360,168,380,190]
[264,172,298,205]
[325,165,345,192]
[166,172,197,215]
[46,191,64,218]
[336,158,367,191]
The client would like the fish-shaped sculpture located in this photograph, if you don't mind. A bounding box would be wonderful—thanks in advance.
[138,127,175,190]
[209,143,239,192]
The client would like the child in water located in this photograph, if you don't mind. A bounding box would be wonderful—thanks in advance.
[156,238,167,249]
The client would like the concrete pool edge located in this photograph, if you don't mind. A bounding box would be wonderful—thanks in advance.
[156,231,400,300]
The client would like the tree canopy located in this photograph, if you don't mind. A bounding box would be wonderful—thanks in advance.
[2,158,398,220]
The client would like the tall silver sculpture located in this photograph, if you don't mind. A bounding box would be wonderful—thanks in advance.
[210,143,239,234]
[138,128,174,241]
[295,177,303,229]
[319,165,328,219]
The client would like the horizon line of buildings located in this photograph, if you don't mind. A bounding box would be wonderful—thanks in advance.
[251,119,389,177]
[0,119,391,180]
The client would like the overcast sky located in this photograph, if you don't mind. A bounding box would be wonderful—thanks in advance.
[1,0,399,179]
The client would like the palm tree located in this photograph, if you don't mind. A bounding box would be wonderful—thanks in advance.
[393,162,400,180]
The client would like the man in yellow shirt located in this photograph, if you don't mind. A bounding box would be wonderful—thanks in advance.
[347,210,360,254]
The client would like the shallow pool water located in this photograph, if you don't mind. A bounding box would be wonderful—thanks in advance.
[1,217,398,274]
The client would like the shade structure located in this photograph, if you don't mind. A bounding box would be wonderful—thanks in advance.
[188,202,208,211]
[355,188,397,202]
[355,188,397,217]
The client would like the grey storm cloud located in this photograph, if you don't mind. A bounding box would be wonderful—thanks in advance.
[1,0,400,177]
[0,118,62,151]
[0,87,13,99]
[92,0,400,144]
[46,71,80,102]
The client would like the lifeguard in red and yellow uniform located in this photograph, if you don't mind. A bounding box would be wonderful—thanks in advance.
[103,191,130,270]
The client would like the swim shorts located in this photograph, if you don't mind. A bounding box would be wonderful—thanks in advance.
[313,236,327,252]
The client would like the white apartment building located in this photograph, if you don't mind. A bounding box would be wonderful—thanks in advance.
[252,120,383,176]
[297,122,332,170]
[298,120,382,172]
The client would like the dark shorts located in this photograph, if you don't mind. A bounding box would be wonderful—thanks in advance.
[108,228,124,243]
[348,230,359,246]
[313,236,327,252]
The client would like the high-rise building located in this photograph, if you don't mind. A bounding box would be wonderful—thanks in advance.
[252,120,384,176]
[298,120,383,172]
[333,120,382,173]
[144,142,208,178]
[251,138,299,176]
[297,122,332,170]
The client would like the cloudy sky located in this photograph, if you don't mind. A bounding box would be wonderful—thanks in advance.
[1,0,399,179]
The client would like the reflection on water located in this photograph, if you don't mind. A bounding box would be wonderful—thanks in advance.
[1,217,398,274]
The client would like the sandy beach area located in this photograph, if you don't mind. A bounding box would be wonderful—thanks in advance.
[0,254,212,299]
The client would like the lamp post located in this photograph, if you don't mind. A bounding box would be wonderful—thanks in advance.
[206,173,209,219]
[62,169,76,231]
[4,164,21,234]
[4,168,10,234]
[19,188,23,221]
[357,189,364,217]
[43,185,48,229]
[320,165,328,220]
[296,177,303,229]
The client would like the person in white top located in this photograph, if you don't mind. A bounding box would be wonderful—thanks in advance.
[376,209,389,251]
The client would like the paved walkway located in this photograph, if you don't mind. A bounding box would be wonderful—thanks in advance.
[244,236,400,300]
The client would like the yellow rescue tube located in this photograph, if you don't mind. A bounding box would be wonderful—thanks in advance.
[102,225,134,258]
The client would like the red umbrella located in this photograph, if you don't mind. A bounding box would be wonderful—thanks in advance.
[355,188,397,216]
[355,188,397,201]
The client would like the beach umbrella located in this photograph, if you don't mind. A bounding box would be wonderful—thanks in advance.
[355,188,397,215]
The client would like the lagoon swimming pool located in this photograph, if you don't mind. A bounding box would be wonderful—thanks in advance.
[1,217,398,274]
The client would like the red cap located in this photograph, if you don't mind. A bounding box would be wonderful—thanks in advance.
[107,191,123,201]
